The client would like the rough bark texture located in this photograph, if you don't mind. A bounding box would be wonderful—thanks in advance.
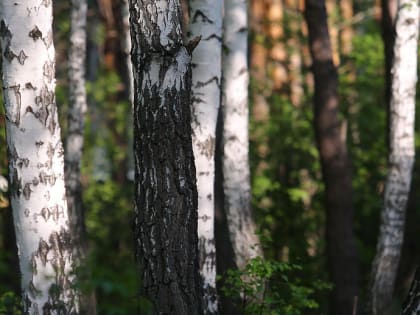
[403,266,420,315]
[222,0,262,271]
[188,0,223,312]
[368,1,418,314]
[0,2,80,314]
[304,1,360,314]
[129,1,203,313]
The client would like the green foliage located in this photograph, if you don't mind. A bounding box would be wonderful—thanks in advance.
[220,256,331,315]
[0,292,22,315]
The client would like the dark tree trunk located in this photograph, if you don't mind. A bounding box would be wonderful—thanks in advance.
[403,266,420,315]
[304,1,360,314]
[129,1,203,313]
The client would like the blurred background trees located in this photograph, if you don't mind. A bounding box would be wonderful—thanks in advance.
[0,0,420,314]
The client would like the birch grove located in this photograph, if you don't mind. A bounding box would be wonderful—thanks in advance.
[222,0,262,270]
[0,1,80,313]
[368,0,419,314]
[189,0,223,312]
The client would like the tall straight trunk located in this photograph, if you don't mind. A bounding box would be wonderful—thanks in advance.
[0,2,80,313]
[66,0,88,265]
[222,0,262,271]
[304,1,360,314]
[339,0,353,56]
[267,0,287,92]
[66,1,97,314]
[250,0,270,176]
[188,0,223,312]
[129,1,203,313]
[368,1,418,314]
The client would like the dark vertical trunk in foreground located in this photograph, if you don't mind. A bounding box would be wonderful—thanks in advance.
[129,1,203,313]
[304,1,360,314]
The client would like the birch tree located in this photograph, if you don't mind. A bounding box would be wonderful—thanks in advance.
[129,0,203,313]
[65,1,97,313]
[65,0,88,262]
[121,0,135,181]
[0,2,80,313]
[222,0,262,271]
[189,0,223,312]
[304,1,360,314]
[368,1,419,314]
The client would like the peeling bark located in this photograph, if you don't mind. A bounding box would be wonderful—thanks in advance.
[368,1,419,314]
[222,0,262,271]
[0,2,80,314]
[188,0,223,312]
[304,1,360,314]
[129,1,203,313]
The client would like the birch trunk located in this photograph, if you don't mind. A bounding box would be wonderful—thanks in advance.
[129,1,203,313]
[66,1,97,313]
[0,2,80,313]
[121,0,135,181]
[222,0,262,271]
[304,1,360,314]
[188,0,223,312]
[368,1,418,314]
[66,0,88,261]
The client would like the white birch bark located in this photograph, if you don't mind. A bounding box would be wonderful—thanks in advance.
[189,0,223,312]
[369,1,419,314]
[0,2,80,314]
[222,0,262,271]
[121,0,135,182]
[66,0,88,254]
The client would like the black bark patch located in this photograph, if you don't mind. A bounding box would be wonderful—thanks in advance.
[17,50,28,65]
[4,45,15,62]
[29,26,43,40]
[192,10,214,24]
[25,82,36,90]
[186,36,201,54]
[0,20,12,39]
[23,183,32,200]
[41,207,50,221]
[17,158,29,168]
